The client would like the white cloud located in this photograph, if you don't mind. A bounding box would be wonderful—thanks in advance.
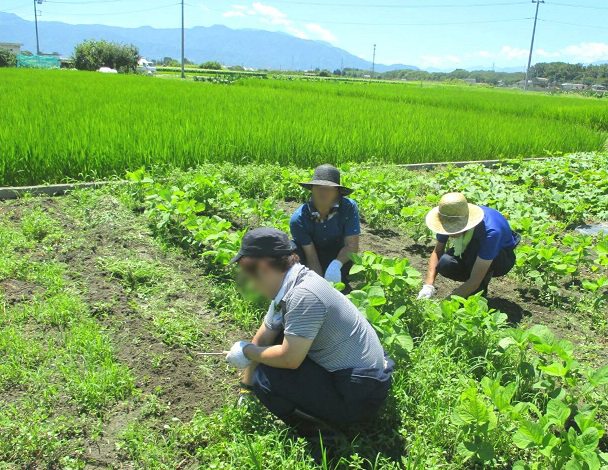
[561,42,608,62]
[536,48,561,58]
[420,55,461,68]
[223,10,246,17]
[475,50,495,59]
[305,23,336,42]
[499,46,529,61]
[251,2,291,25]
[222,3,336,42]
[287,26,309,39]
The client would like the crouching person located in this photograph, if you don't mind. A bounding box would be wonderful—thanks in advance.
[418,192,520,299]
[226,227,393,436]
[290,164,360,286]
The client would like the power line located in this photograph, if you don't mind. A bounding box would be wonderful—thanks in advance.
[1,2,33,12]
[548,2,608,10]
[39,3,180,16]
[226,0,530,8]
[46,0,129,4]
[206,6,531,26]
[538,19,608,31]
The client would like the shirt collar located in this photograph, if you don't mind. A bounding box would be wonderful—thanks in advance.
[307,198,341,223]
[273,263,305,307]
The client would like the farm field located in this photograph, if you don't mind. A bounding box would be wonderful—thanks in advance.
[1,154,607,468]
[1,68,608,186]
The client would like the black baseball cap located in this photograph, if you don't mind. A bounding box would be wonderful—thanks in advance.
[230,227,296,264]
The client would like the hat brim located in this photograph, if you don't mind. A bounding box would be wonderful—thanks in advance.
[298,180,353,196]
[229,253,244,264]
[230,241,298,265]
[425,204,484,236]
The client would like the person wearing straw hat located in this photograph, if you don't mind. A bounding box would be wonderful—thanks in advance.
[418,192,520,299]
[290,164,360,286]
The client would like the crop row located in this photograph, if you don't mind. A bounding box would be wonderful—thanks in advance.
[1,69,607,186]
[125,154,608,467]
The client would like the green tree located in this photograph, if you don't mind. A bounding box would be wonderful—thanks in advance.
[0,47,17,67]
[200,61,222,70]
[73,39,139,73]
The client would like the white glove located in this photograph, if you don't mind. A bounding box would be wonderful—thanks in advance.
[226,341,253,369]
[324,260,343,284]
[417,284,437,299]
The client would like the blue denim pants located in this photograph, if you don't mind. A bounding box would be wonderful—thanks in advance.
[253,355,393,424]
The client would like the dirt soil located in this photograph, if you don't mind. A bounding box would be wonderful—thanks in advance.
[0,194,245,468]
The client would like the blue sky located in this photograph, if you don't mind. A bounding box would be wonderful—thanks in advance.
[3,0,608,69]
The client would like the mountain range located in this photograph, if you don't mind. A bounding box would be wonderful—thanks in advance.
[0,12,418,72]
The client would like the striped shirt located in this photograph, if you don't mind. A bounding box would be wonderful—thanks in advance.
[264,264,385,372]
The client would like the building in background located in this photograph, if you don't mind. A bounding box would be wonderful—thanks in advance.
[0,43,23,54]
[561,83,586,91]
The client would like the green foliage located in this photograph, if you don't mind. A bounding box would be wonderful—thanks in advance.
[0,47,17,67]
[2,70,608,185]
[199,60,223,70]
[72,39,139,72]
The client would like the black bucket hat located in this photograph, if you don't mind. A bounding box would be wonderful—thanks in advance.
[298,164,353,196]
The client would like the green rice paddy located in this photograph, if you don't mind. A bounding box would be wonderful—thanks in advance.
[0,68,606,186]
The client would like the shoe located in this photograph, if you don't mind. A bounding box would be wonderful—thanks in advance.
[281,409,339,439]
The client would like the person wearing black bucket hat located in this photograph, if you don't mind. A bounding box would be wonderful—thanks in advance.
[290,164,360,287]
[226,227,393,439]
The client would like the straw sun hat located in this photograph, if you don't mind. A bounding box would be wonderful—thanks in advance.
[425,192,484,236]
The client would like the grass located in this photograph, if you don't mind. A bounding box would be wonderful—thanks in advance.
[0,69,607,185]
[0,156,607,468]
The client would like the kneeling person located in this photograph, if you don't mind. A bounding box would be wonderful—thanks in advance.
[290,164,360,285]
[419,192,520,299]
[227,228,393,432]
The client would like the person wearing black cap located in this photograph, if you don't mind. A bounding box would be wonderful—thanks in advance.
[226,227,393,435]
[290,164,360,286]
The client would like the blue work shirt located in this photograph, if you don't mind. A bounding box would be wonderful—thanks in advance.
[437,206,516,260]
[290,197,361,250]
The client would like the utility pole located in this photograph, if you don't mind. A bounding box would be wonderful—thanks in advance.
[371,44,376,76]
[33,0,41,55]
[181,0,185,79]
[524,0,544,91]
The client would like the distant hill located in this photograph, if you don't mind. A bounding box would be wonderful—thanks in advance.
[0,12,418,72]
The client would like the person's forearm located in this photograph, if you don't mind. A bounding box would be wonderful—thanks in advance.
[242,327,279,385]
[310,261,323,276]
[451,278,480,298]
[336,244,357,265]
[244,344,301,370]
[425,251,441,285]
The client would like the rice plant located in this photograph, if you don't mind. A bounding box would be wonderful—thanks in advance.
[0,69,606,186]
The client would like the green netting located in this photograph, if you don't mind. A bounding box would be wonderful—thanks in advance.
[17,54,60,69]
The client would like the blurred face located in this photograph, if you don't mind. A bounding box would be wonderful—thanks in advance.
[238,258,285,300]
[311,185,340,209]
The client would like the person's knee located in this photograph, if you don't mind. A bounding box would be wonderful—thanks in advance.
[436,254,454,277]
[252,364,274,398]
